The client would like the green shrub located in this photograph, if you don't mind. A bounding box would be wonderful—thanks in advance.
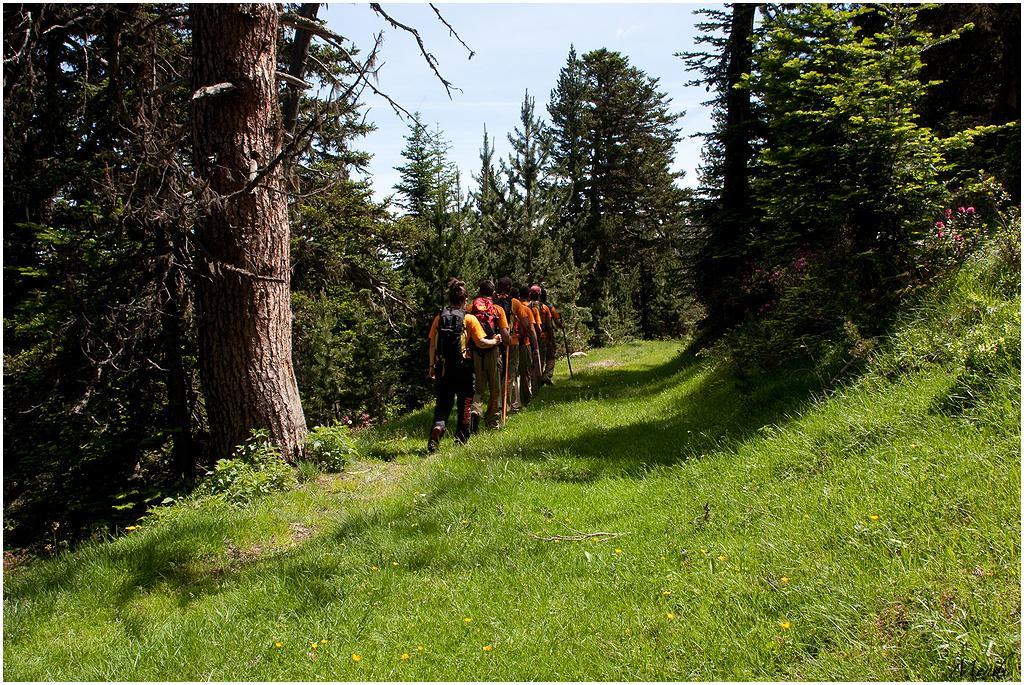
[304,423,359,472]
[195,430,297,507]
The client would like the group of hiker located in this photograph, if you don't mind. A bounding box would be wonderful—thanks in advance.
[426,276,564,452]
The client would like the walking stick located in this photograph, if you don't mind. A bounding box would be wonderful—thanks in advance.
[562,325,574,379]
[502,344,509,427]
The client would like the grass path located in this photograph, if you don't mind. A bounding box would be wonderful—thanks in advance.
[4,262,1020,680]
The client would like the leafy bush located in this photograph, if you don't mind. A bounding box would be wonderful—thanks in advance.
[194,430,297,507]
[304,423,359,472]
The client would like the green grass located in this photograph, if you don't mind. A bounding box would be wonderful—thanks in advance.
[4,251,1019,681]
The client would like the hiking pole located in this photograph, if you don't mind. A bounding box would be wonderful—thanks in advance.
[562,325,574,379]
[502,344,509,428]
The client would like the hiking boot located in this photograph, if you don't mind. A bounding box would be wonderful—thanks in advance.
[427,424,444,453]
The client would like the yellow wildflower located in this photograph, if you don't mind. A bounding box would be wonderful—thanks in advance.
[274,642,283,649]
[401,653,410,661]
[461,519,468,525]
[371,565,379,572]
[910,443,919,448]
[717,554,726,561]
[311,642,318,650]
[482,645,494,652]
[780,576,790,585]
[661,590,672,596]
[351,653,362,662]
[320,639,328,644]
[666,612,676,620]
[464,617,472,624]
[417,645,424,652]
[124,526,140,531]
[614,548,623,555]
[869,515,880,521]
[780,620,791,630]
[392,561,399,567]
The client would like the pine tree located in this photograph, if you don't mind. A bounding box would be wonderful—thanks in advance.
[503,90,559,280]
[547,46,591,262]
[192,4,308,463]
[469,126,510,276]
[678,3,759,336]
[548,48,685,342]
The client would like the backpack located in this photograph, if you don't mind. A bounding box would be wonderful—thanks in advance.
[540,304,553,334]
[529,300,545,334]
[494,295,517,340]
[437,306,466,367]
[470,296,499,339]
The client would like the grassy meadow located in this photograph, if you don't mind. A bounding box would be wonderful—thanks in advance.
[3,250,1020,680]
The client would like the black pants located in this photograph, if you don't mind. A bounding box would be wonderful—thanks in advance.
[432,359,475,444]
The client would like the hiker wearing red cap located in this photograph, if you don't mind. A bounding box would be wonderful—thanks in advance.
[469,279,509,430]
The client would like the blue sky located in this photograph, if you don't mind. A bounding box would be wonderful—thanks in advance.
[320,2,717,202]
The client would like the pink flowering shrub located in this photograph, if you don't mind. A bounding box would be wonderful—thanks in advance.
[916,205,987,276]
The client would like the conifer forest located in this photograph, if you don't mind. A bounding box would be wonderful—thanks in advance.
[2,4,1021,681]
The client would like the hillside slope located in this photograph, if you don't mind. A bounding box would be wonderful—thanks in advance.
[3,250,1019,681]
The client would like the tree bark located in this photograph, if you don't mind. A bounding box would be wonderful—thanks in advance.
[720,2,756,223]
[282,2,319,136]
[191,3,307,463]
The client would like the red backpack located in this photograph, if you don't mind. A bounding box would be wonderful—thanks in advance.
[470,296,500,338]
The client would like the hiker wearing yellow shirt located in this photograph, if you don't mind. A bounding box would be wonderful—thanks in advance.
[426,278,500,452]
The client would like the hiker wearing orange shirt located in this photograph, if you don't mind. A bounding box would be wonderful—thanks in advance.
[513,283,542,407]
[426,278,501,452]
[494,277,521,414]
[541,287,560,384]
[469,279,509,430]
[526,284,545,391]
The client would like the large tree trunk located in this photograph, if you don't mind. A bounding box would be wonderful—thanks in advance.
[698,2,757,335]
[720,2,756,215]
[191,3,307,463]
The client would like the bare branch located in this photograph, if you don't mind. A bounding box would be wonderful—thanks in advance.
[275,70,312,90]
[429,4,474,60]
[191,82,236,100]
[369,3,461,100]
[529,532,628,542]
[307,37,415,121]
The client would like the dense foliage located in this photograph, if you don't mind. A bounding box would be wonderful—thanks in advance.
[2,3,1019,552]
[682,3,1020,372]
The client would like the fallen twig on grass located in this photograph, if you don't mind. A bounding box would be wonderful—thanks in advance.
[529,531,627,542]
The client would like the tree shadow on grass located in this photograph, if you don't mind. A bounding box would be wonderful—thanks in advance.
[365,344,703,451]
[3,343,828,640]
[525,362,821,480]
[368,341,824,480]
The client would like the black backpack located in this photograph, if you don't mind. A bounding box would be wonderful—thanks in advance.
[437,306,465,366]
